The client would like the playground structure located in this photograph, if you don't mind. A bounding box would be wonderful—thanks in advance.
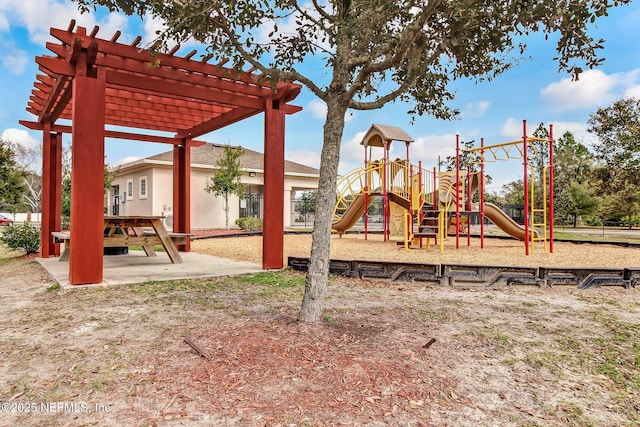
[331,122,555,255]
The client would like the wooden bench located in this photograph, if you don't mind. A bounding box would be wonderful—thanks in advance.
[141,228,191,245]
[52,230,191,262]
[51,231,71,261]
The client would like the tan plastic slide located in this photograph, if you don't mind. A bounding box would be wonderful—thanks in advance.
[483,202,538,240]
[332,194,376,235]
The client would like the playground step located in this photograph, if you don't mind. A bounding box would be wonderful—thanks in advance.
[414,231,437,238]
[418,207,440,238]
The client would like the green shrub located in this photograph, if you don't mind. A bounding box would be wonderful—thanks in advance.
[235,217,263,231]
[583,216,602,226]
[0,223,40,254]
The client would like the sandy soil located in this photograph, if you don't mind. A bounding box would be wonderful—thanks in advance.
[0,235,639,426]
[192,231,640,268]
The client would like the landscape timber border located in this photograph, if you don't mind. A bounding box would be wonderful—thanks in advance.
[287,256,639,289]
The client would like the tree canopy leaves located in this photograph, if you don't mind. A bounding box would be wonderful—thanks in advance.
[205,145,246,230]
[0,139,28,214]
[74,0,631,116]
[588,97,640,226]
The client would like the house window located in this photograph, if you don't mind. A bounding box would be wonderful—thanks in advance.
[139,176,148,199]
[126,179,134,200]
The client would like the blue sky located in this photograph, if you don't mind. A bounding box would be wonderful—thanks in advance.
[1,1,639,194]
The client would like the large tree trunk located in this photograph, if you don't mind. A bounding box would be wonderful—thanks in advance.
[298,95,348,323]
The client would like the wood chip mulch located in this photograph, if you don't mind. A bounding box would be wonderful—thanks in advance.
[146,316,461,425]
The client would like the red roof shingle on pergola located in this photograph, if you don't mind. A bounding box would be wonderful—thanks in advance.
[21,20,302,285]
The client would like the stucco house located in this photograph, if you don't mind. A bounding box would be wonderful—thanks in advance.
[107,143,319,230]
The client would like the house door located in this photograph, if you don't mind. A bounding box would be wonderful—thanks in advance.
[112,185,120,215]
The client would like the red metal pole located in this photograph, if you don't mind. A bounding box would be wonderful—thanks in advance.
[262,98,286,269]
[433,167,437,210]
[406,142,411,238]
[433,166,437,246]
[523,120,529,256]
[383,142,389,242]
[418,160,423,248]
[364,142,368,240]
[480,137,485,249]
[409,164,414,237]
[467,164,471,247]
[455,135,460,249]
[549,124,555,253]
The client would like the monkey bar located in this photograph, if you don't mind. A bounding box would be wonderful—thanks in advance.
[459,120,555,255]
[21,20,302,285]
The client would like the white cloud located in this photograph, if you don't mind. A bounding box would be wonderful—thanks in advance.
[307,99,327,120]
[2,48,28,74]
[539,69,640,111]
[286,148,320,169]
[500,118,592,145]
[0,13,9,31]
[112,155,141,166]
[549,121,599,147]
[305,99,354,123]
[500,118,524,140]
[142,13,166,44]
[460,101,490,118]
[624,85,640,99]
[2,128,39,151]
[0,1,132,45]
[338,131,366,173]
[408,134,458,165]
[336,130,460,175]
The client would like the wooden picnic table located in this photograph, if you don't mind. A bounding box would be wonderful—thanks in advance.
[104,215,183,263]
[53,216,187,263]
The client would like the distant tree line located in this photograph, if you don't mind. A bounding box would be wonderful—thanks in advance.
[0,139,35,217]
[467,97,640,228]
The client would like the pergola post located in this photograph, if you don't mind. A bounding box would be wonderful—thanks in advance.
[262,99,286,269]
[69,55,106,285]
[173,140,191,252]
[40,127,62,257]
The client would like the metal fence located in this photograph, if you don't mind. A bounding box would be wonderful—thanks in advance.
[290,198,316,228]
[240,193,263,219]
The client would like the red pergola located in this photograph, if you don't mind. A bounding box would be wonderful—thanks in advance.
[21,21,302,285]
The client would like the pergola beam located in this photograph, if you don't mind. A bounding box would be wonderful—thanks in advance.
[175,106,260,139]
[20,120,208,146]
[105,70,265,110]
[38,75,70,122]
[49,27,282,89]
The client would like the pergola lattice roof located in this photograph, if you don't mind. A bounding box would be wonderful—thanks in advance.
[22,20,301,142]
[25,21,302,284]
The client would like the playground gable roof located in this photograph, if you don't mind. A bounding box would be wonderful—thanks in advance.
[361,124,414,148]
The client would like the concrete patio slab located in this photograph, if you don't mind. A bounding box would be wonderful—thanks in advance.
[37,250,263,290]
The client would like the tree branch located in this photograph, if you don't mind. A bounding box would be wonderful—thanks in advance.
[207,11,328,99]
[348,82,411,110]
[310,0,333,21]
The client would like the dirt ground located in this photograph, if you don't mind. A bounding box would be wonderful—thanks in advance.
[0,234,639,426]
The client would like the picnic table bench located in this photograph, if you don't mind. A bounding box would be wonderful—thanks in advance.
[52,216,190,263]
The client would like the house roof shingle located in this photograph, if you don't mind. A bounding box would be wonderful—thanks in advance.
[130,142,320,176]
